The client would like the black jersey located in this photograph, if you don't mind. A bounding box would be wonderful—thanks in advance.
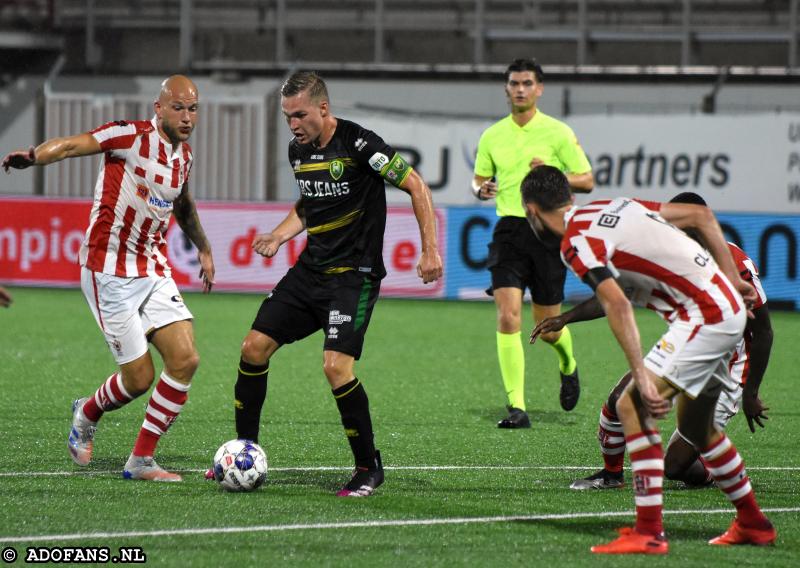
[288,118,411,280]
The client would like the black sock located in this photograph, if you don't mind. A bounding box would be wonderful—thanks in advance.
[332,378,376,469]
[235,359,269,443]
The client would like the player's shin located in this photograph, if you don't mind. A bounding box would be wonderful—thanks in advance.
[599,403,626,472]
[234,359,269,443]
[332,378,376,469]
[701,434,771,529]
[547,325,576,375]
[82,372,136,422]
[132,372,190,457]
[497,331,525,410]
[627,430,665,537]
[664,430,712,485]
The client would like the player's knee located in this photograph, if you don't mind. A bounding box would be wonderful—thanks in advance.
[497,310,521,331]
[166,348,200,381]
[615,391,635,421]
[183,349,200,376]
[322,359,351,384]
[125,368,155,395]
[663,458,683,481]
[607,374,632,413]
[240,336,269,366]
[607,388,623,414]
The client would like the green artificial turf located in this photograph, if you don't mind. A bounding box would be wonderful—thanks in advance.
[0,287,797,566]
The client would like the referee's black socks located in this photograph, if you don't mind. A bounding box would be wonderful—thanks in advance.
[234,358,269,443]
[332,378,377,469]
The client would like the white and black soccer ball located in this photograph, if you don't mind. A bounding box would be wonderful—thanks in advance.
[212,439,268,492]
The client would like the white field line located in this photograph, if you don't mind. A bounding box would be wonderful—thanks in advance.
[0,464,798,478]
[1,507,798,544]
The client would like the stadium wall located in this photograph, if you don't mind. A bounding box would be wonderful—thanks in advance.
[1,198,797,311]
[4,74,800,198]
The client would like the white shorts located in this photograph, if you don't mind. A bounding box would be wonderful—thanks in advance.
[714,381,742,430]
[643,310,746,399]
[81,267,193,364]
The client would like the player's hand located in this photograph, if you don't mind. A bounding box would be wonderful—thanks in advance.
[477,180,498,200]
[742,389,769,433]
[529,157,546,170]
[197,250,215,293]
[635,371,671,419]
[416,249,443,284]
[530,316,567,344]
[2,146,36,172]
[0,286,12,308]
[734,277,757,318]
[252,233,281,258]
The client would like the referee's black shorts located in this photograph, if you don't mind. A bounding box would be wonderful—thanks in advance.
[251,262,381,360]
[487,216,566,306]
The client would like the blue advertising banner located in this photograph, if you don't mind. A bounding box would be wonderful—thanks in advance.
[717,212,800,310]
[444,206,591,302]
[444,206,800,310]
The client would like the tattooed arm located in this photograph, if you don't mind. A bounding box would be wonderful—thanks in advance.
[173,185,215,293]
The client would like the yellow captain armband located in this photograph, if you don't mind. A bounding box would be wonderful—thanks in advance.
[379,153,412,187]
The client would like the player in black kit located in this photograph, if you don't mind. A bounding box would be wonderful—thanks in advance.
[233,71,443,497]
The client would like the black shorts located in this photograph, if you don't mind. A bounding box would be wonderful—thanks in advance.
[487,216,566,306]
[251,262,381,360]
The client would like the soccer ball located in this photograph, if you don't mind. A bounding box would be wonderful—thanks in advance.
[212,439,268,492]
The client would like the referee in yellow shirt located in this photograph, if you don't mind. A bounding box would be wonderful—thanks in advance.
[473,58,594,428]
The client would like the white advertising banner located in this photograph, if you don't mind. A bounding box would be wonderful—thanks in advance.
[341,111,800,214]
[166,203,446,297]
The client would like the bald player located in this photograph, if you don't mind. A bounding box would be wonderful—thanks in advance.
[3,75,215,481]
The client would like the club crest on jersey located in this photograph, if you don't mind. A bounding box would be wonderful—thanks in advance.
[329,159,344,180]
[136,184,149,201]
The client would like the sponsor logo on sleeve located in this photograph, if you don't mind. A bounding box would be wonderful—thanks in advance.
[368,152,389,172]
[598,214,620,228]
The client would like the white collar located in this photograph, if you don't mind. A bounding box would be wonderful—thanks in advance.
[563,205,578,228]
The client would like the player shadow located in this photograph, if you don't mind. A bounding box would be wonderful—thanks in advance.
[65,454,198,474]
[520,518,716,541]
[268,470,351,492]
[468,407,578,425]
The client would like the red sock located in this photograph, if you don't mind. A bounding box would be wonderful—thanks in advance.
[82,372,135,422]
[132,372,190,457]
[598,403,625,473]
[627,430,664,537]
[701,434,770,529]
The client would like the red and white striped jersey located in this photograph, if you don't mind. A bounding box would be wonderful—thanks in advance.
[728,242,767,385]
[78,117,193,278]
[561,198,743,325]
